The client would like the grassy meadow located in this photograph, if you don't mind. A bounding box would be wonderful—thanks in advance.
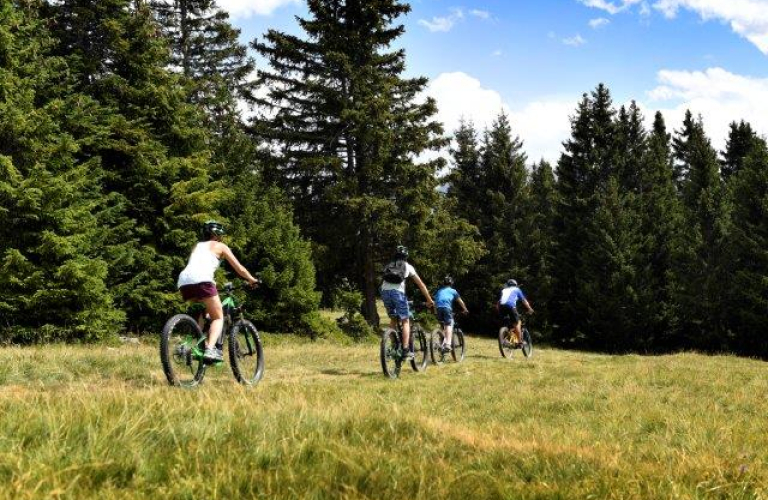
[0,333,766,499]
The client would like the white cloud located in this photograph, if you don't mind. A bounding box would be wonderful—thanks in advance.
[645,67,768,151]
[418,8,464,32]
[426,72,573,163]
[216,0,299,18]
[563,34,587,46]
[589,17,611,28]
[470,9,491,19]
[492,49,503,56]
[577,0,644,14]
[652,0,768,55]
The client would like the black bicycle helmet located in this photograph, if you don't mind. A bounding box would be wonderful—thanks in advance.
[201,220,226,240]
[395,245,409,259]
[506,279,518,287]
[443,275,454,286]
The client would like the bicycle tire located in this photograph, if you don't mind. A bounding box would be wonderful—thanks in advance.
[160,314,207,387]
[452,328,466,362]
[429,328,446,365]
[410,325,429,372]
[380,328,401,379]
[498,326,514,359]
[228,319,265,385]
[521,327,533,358]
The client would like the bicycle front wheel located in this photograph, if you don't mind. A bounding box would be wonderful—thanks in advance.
[498,326,514,359]
[410,325,429,372]
[228,319,265,386]
[380,328,402,379]
[452,328,466,362]
[521,327,533,358]
[160,314,207,387]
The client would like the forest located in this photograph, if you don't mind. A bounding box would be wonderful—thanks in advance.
[1,0,766,357]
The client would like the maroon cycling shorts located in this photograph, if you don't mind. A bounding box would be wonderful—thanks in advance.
[179,282,218,301]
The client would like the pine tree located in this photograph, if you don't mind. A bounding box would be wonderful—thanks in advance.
[0,0,122,340]
[672,109,696,190]
[149,0,255,129]
[552,84,617,345]
[721,120,758,182]
[726,136,768,356]
[47,0,224,330]
[672,114,731,349]
[252,0,480,324]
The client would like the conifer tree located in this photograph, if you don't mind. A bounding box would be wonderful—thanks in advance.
[552,84,617,344]
[0,0,122,340]
[672,114,731,348]
[726,136,768,356]
[252,0,480,324]
[721,120,758,182]
[47,0,223,329]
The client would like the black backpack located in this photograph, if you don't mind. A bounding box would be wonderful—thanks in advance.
[382,259,407,284]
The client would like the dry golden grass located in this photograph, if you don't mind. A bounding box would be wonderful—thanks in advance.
[0,334,766,499]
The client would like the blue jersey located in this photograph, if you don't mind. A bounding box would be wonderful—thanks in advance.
[434,287,460,310]
[499,286,526,308]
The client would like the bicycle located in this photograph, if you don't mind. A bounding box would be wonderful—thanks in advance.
[429,313,466,365]
[380,301,429,379]
[498,310,533,359]
[160,281,264,387]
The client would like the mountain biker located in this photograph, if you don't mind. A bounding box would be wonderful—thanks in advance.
[177,221,259,362]
[433,275,469,352]
[496,279,534,346]
[380,245,435,360]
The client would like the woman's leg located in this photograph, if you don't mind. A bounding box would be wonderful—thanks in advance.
[201,295,224,349]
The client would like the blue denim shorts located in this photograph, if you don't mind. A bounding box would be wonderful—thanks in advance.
[381,289,409,319]
[436,307,454,326]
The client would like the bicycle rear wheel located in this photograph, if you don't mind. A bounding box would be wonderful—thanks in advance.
[380,328,402,379]
[228,319,265,386]
[452,328,466,362]
[498,326,514,359]
[160,314,207,387]
[429,328,446,365]
[410,325,429,372]
[521,327,533,358]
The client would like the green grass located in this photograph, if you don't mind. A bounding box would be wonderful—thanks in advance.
[0,336,766,499]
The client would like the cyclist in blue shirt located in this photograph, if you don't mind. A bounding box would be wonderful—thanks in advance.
[496,279,534,346]
[433,276,469,352]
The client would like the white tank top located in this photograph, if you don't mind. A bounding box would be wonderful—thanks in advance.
[177,242,221,288]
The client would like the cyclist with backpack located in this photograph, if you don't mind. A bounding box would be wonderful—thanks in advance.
[433,276,469,352]
[380,246,435,360]
[496,279,534,346]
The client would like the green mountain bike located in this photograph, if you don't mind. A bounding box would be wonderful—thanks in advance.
[380,302,429,379]
[160,281,264,387]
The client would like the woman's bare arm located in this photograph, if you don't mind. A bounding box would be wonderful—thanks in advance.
[217,243,258,285]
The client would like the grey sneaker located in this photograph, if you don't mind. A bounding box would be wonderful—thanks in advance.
[203,347,223,362]
[440,344,452,353]
[402,349,415,360]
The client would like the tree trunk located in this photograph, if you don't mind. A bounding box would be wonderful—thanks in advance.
[360,226,380,328]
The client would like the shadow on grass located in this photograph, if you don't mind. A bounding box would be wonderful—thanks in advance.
[320,368,380,378]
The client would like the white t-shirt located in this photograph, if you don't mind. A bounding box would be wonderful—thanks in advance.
[177,242,221,288]
[380,262,417,294]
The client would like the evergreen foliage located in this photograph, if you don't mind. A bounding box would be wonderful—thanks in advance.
[252,0,481,325]
[0,1,122,340]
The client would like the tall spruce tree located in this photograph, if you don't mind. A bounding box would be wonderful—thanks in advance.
[726,135,768,356]
[672,114,731,349]
[721,120,758,182]
[552,84,617,345]
[447,113,529,332]
[47,0,224,330]
[252,0,481,324]
[0,0,122,340]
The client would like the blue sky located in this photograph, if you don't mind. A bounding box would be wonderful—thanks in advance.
[220,0,768,163]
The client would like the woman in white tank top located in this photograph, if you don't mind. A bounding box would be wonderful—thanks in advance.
[177,221,259,362]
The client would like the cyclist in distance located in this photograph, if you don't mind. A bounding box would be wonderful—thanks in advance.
[433,275,469,352]
[380,245,435,360]
[496,279,534,346]
[177,221,259,362]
